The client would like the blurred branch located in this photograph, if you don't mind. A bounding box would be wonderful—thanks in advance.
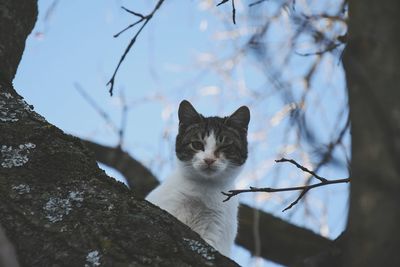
[118,89,128,147]
[249,0,268,7]
[74,82,119,134]
[291,12,347,58]
[0,225,19,267]
[238,204,333,266]
[293,232,345,267]
[284,116,350,210]
[302,115,350,185]
[295,42,344,57]
[75,83,129,148]
[222,158,350,211]
[303,13,346,22]
[81,138,334,265]
[107,1,165,96]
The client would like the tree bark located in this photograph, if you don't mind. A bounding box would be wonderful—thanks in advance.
[0,1,238,266]
[81,140,333,266]
[343,0,400,266]
[0,0,37,83]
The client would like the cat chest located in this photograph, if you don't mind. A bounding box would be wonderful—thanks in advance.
[173,195,226,229]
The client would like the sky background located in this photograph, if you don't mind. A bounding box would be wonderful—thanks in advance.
[14,0,349,266]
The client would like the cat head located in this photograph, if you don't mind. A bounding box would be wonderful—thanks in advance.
[176,100,250,182]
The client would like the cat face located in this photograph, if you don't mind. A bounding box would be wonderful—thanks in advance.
[176,100,250,181]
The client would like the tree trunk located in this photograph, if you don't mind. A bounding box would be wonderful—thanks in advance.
[0,1,238,266]
[343,0,400,266]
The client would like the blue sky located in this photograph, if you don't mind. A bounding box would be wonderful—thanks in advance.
[14,1,349,266]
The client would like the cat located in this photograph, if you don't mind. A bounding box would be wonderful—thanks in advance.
[146,100,250,257]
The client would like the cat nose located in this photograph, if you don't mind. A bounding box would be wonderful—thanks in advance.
[204,158,216,166]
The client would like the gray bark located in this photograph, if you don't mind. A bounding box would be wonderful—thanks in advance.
[343,0,400,266]
[0,0,37,83]
[0,1,238,266]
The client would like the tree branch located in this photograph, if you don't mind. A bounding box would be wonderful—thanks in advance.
[276,157,327,182]
[74,83,119,135]
[0,0,38,82]
[222,158,350,211]
[107,1,165,96]
[249,0,269,7]
[295,42,344,57]
[216,0,236,24]
[222,178,349,210]
[0,225,19,267]
[79,139,158,199]
[238,204,332,266]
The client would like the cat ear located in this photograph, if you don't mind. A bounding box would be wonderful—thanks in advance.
[178,100,202,125]
[225,106,250,130]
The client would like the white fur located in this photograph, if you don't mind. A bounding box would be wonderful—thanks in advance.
[146,132,241,257]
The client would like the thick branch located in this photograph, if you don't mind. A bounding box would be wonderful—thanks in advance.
[238,204,332,266]
[81,140,334,265]
[79,139,158,199]
[0,0,37,83]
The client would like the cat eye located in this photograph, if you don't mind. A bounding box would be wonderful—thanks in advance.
[191,141,204,151]
[222,137,233,146]
[218,144,232,151]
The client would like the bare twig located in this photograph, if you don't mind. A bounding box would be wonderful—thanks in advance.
[222,177,349,211]
[275,158,327,182]
[222,158,350,211]
[284,116,350,211]
[283,188,310,212]
[107,1,165,96]
[216,0,236,24]
[231,0,236,24]
[120,6,145,19]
